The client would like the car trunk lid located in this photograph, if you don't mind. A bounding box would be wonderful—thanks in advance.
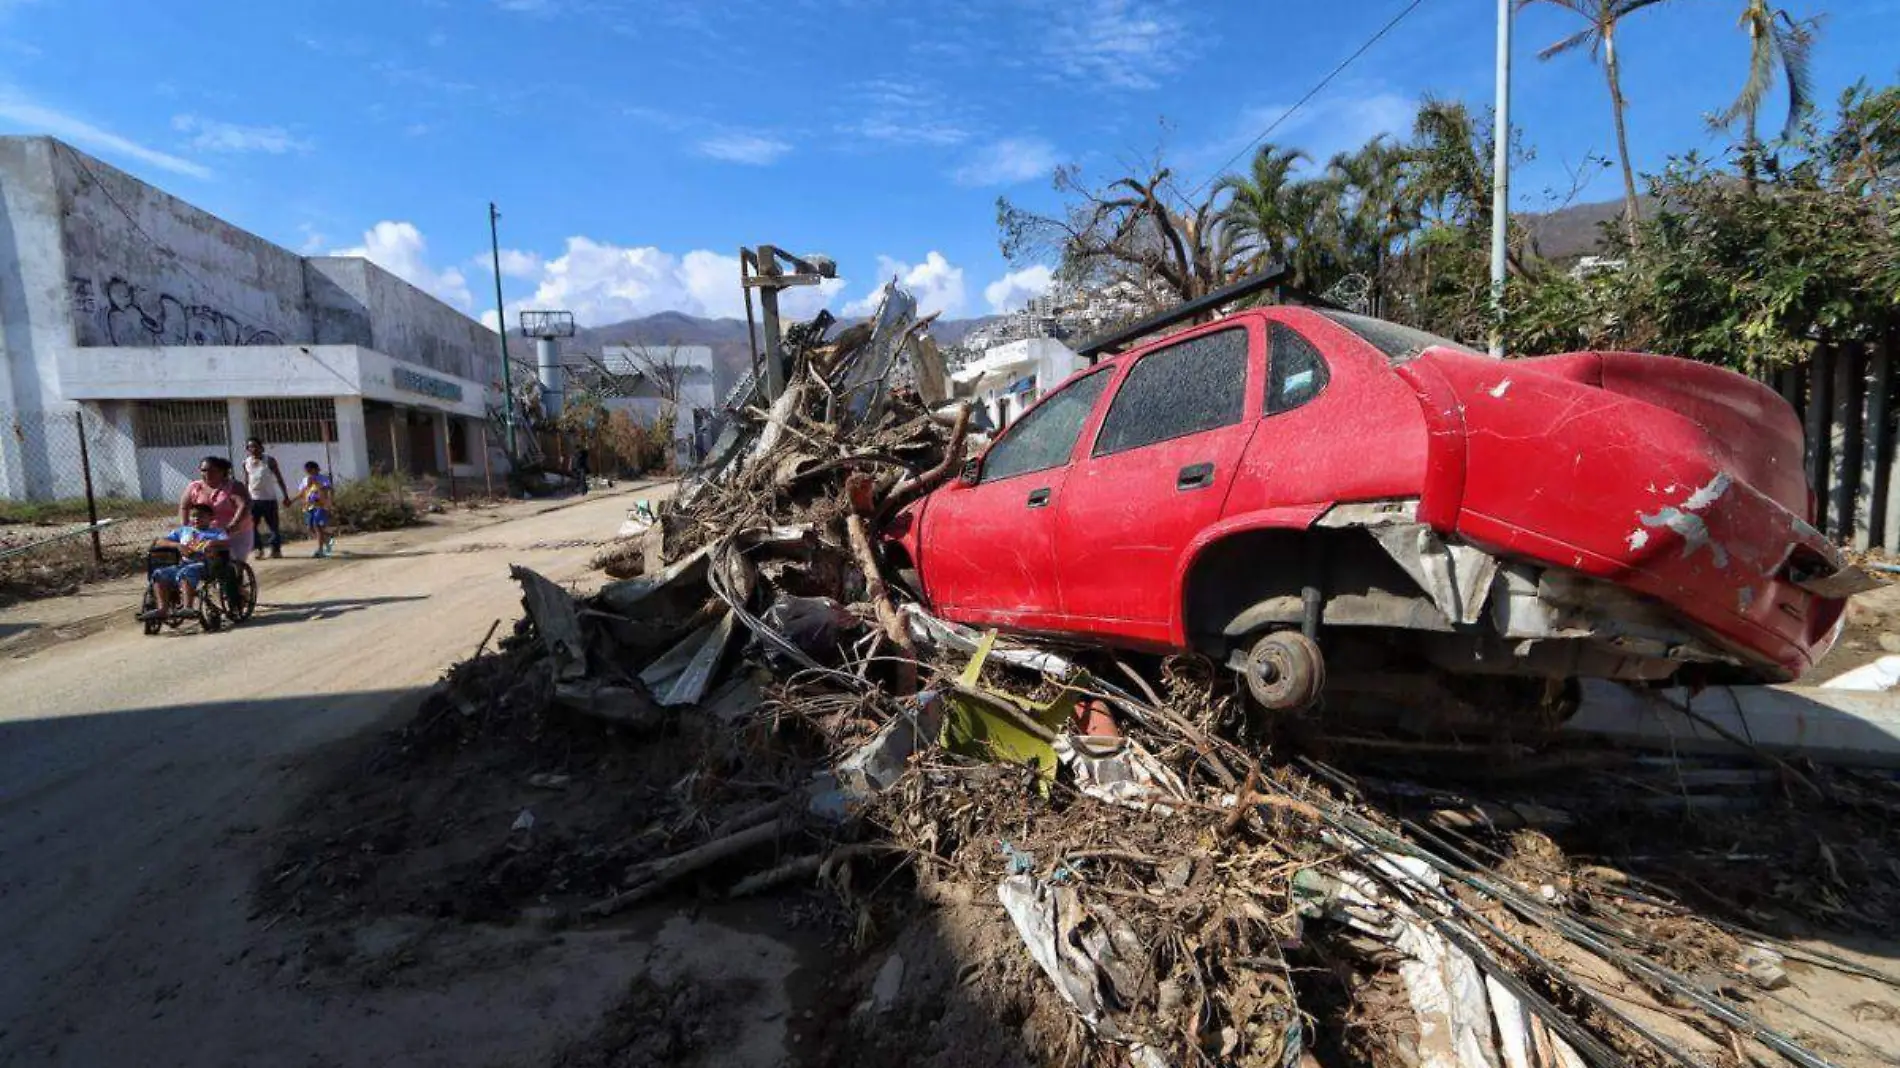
[1508,351,1809,519]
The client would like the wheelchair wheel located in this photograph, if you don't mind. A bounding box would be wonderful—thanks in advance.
[228,558,258,623]
[202,603,223,633]
[141,586,162,636]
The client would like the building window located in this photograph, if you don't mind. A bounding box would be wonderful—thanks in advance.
[133,400,229,449]
[249,398,339,444]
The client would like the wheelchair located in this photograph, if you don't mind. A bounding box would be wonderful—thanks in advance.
[138,542,258,635]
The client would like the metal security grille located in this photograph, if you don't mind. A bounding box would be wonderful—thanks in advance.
[249,398,338,444]
[132,400,228,448]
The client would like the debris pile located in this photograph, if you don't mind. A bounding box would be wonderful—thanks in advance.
[266,285,1900,1067]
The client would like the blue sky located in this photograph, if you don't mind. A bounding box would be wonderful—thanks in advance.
[0,0,1894,327]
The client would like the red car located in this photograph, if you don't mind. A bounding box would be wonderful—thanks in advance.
[887,305,1865,709]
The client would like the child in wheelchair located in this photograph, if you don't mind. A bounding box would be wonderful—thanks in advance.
[142,502,230,623]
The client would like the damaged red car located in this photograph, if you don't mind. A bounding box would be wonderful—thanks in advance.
[886,304,1868,711]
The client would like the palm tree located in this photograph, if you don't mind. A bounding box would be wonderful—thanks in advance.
[1410,97,1489,228]
[1215,144,1308,271]
[1714,0,1819,189]
[1520,0,1671,243]
[1326,137,1418,314]
[1282,178,1347,293]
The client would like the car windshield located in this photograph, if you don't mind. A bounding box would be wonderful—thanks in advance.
[1317,310,1483,365]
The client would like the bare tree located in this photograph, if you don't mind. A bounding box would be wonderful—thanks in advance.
[998,163,1241,312]
[629,343,690,408]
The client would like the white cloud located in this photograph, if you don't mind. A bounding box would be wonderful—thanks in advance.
[172,114,312,155]
[508,237,843,326]
[482,248,543,279]
[846,252,966,319]
[984,265,1055,314]
[0,89,210,178]
[839,79,970,147]
[1042,0,1186,91]
[426,29,449,47]
[953,137,1059,187]
[695,132,791,165]
[332,221,473,310]
[297,223,327,254]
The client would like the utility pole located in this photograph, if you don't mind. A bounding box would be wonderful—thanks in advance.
[739,246,836,403]
[755,245,786,401]
[489,202,518,457]
[1489,0,1513,358]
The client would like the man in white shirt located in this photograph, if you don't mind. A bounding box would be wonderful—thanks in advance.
[242,437,292,560]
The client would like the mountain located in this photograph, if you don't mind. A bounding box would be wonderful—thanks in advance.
[1522,195,1657,261]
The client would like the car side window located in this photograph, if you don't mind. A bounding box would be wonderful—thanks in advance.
[1267,323,1330,414]
[980,368,1112,482]
[1092,327,1249,458]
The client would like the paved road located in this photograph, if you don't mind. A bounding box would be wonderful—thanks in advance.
[0,487,796,1067]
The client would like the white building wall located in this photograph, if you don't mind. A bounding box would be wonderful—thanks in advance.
[58,146,309,349]
[0,136,512,501]
[0,138,80,499]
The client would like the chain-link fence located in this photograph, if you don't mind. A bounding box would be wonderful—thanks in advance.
[2,407,185,603]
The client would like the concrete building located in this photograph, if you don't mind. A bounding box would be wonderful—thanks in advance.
[950,338,1083,431]
[599,344,717,467]
[0,136,507,502]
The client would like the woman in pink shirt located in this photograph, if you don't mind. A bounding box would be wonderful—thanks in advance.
[179,455,255,561]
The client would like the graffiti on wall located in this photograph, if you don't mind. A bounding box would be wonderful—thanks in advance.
[69,276,284,347]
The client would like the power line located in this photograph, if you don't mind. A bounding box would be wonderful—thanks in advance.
[1189,0,1434,198]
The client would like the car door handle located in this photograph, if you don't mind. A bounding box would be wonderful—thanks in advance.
[1026,487,1051,508]
[1176,462,1215,490]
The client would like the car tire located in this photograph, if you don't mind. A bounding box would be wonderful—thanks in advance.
[1243,630,1326,712]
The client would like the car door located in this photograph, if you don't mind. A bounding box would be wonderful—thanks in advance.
[1054,323,1261,637]
[918,366,1114,628]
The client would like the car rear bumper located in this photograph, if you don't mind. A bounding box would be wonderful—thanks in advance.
[1457,478,1859,680]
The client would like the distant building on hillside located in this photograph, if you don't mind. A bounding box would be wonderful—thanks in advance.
[957,280,1155,356]
[951,338,1085,432]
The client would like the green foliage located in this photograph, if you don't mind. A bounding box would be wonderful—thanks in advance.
[333,474,421,533]
[1509,79,1899,370]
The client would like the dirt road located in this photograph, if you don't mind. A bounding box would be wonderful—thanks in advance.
[0,487,809,1068]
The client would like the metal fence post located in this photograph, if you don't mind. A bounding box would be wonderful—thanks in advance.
[444,417,457,503]
[481,424,494,497]
[73,410,104,565]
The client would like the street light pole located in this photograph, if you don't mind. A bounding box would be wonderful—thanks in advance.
[1489,0,1513,358]
[489,201,518,457]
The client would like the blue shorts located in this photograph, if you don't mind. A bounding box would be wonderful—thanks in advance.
[152,561,208,587]
[305,507,330,528]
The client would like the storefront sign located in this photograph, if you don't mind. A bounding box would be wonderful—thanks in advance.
[393,366,464,403]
